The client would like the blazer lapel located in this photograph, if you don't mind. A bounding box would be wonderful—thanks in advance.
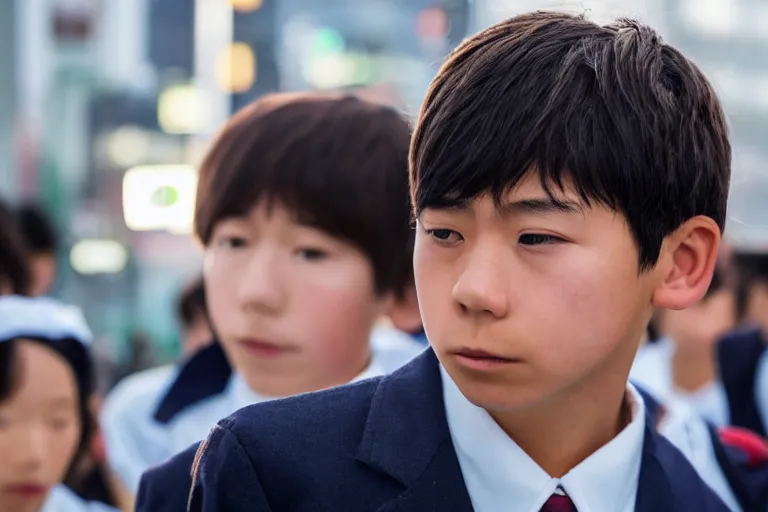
[355,348,474,512]
[635,417,731,512]
[374,439,474,512]
[634,425,677,512]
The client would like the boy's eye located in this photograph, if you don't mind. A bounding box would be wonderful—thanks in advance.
[48,417,73,431]
[426,228,463,245]
[220,237,247,249]
[297,248,328,261]
[518,233,563,246]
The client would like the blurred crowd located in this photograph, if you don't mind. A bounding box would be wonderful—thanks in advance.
[0,3,767,512]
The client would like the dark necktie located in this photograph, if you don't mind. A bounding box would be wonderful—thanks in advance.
[539,492,577,512]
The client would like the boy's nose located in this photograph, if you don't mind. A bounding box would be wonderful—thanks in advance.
[237,250,286,313]
[451,247,510,319]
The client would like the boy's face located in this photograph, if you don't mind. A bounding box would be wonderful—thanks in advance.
[204,202,385,397]
[657,289,735,352]
[415,173,659,412]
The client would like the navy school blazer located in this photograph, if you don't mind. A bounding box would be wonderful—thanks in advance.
[139,349,736,512]
[716,328,767,437]
[137,396,768,512]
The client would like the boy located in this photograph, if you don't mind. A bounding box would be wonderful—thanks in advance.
[133,92,425,509]
[631,266,736,423]
[714,251,768,436]
[188,12,735,511]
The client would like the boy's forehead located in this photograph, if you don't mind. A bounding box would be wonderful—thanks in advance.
[218,200,336,236]
[425,172,587,214]
[506,172,577,200]
[221,200,308,224]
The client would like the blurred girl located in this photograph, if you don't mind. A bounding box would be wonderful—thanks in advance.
[0,295,117,512]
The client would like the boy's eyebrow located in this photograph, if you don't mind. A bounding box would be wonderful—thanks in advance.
[498,197,584,217]
[418,197,584,217]
[47,397,77,408]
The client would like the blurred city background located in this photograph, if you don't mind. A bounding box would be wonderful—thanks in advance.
[0,0,765,380]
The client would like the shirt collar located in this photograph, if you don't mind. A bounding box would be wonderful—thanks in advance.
[442,365,645,512]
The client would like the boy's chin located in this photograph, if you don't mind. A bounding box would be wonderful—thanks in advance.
[453,377,554,413]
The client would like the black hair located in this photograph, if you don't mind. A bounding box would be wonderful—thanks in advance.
[0,337,95,481]
[177,277,207,329]
[16,203,58,254]
[0,199,31,294]
[410,11,730,271]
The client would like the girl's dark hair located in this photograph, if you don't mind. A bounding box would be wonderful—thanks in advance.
[0,337,95,480]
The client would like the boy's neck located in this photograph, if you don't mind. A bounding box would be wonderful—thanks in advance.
[243,350,373,398]
[671,346,716,393]
[489,372,631,478]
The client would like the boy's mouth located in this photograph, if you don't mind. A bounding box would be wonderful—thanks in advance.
[238,339,297,358]
[4,483,48,499]
[450,347,522,370]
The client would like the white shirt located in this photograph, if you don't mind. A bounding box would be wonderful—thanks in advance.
[40,485,118,512]
[631,339,729,426]
[164,342,394,454]
[100,364,177,492]
[655,400,741,511]
[103,326,425,492]
[442,366,645,512]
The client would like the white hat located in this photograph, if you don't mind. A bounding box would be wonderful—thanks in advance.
[0,295,93,346]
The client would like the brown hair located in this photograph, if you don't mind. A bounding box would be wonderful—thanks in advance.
[195,92,414,296]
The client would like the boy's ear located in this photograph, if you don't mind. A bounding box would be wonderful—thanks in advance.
[652,216,721,311]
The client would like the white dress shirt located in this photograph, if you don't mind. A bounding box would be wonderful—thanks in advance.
[103,326,425,491]
[164,349,390,455]
[631,339,729,426]
[100,364,178,492]
[442,366,645,512]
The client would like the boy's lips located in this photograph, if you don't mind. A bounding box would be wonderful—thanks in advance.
[449,347,522,371]
[238,338,298,357]
[4,483,48,498]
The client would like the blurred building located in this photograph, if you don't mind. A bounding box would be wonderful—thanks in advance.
[3,0,474,363]
[7,0,764,363]
[659,0,768,249]
[0,1,15,196]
